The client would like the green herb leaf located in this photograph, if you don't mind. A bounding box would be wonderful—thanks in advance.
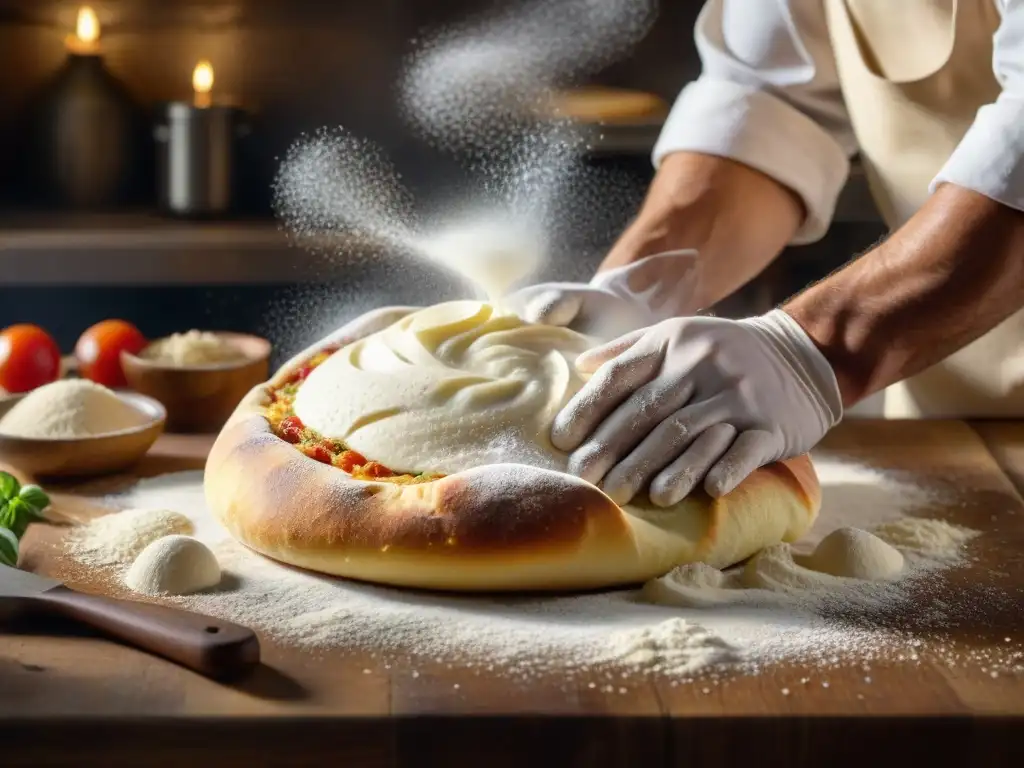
[18,484,50,514]
[2,497,35,539]
[0,472,20,503]
[0,502,14,532]
[0,526,18,567]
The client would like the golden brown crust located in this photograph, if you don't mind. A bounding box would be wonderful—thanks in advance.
[204,307,822,592]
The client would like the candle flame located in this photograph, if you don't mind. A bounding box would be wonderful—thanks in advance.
[193,60,214,95]
[76,7,99,44]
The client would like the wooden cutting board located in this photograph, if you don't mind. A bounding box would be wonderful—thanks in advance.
[1,421,1022,767]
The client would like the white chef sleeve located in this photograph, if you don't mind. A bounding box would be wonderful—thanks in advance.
[930,0,1024,213]
[653,0,857,243]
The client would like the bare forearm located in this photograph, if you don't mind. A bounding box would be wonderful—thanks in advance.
[600,152,804,310]
[785,184,1024,407]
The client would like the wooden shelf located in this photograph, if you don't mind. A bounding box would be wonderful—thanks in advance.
[0,212,366,285]
[0,165,881,288]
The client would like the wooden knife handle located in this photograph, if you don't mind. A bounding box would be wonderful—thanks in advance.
[35,586,260,681]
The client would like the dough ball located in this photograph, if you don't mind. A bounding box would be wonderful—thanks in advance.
[804,526,904,581]
[124,535,221,596]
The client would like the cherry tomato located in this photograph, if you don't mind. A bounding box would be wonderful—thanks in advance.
[335,450,367,473]
[74,320,147,388]
[0,324,61,394]
[279,415,305,444]
[302,443,334,464]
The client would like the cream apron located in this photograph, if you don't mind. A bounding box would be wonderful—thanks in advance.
[824,0,1024,418]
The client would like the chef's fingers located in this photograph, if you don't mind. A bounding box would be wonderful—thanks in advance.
[641,416,737,507]
[703,429,783,498]
[551,337,661,453]
[564,376,696,488]
[642,422,738,508]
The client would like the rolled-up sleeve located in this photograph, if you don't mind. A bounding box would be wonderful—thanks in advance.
[653,0,857,243]
[930,0,1024,213]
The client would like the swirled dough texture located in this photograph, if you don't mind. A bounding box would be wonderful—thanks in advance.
[294,300,591,474]
[205,302,821,592]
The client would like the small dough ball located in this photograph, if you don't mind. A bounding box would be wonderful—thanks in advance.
[124,535,221,596]
[805,527,904,581]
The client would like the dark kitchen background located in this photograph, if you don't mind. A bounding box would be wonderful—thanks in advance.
[0,0,884,372]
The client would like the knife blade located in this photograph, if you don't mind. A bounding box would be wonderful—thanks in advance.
[0,563,259,681]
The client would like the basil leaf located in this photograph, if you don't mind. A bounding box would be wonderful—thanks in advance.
[0,472,19,503]
[0,526,18,567]
[0,501,15,532]
[18,484,50,514]
[3,497,34,539]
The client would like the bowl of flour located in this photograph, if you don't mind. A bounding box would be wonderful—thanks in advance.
[0,379,165,478]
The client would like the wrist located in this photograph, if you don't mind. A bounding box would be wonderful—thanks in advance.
[783,291,874,409]
[601,152,803,309]
[742,309,844,429]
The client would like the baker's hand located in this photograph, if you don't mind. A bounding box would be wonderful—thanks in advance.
[552,310,843,506]
[503,249,701,339]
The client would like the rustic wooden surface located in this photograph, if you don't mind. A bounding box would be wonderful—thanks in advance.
[1,421,1023,766]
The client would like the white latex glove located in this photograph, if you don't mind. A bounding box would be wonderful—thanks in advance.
[503,249,701,339]
[551,309,843,506]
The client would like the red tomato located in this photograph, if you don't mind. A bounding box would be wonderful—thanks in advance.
[279,416,305,444]
[74,320,147,388]
[302,443,334,464]
[0,324,61,394]
[335,450,367,473]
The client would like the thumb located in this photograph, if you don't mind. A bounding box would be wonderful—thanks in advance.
[575,328,646,374]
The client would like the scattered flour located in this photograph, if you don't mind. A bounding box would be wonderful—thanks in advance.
[0,379,150,439]
[871,518,979,560]
[399,0,657,150]
[599,618,740,675]
[59,456,1017,683]
[65,507,193,568]
[647,520,976,613]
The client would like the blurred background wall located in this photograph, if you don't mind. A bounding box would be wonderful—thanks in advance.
[0,0,884,372]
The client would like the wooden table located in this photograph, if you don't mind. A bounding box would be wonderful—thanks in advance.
[2,421,1023,767]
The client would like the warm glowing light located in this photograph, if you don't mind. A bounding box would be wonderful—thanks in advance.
[76,7,99,44]
[66,6,101,54]
[193,60,214,94]
[192,60,214,107]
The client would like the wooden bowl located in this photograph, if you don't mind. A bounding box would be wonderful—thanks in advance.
[0,391,166,479]
[121,332,271,434]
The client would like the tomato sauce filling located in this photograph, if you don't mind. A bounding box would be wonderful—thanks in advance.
[265,345,443,485]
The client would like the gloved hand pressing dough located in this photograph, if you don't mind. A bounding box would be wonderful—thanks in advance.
[551,310,843,506]
[503,249,701,339]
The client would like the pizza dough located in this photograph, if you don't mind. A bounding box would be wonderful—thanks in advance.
[802,526,904,580]
[124,535,221,596]
[204,303,821,592]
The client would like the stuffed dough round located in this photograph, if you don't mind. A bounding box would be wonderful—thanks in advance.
[204,302,820,592]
